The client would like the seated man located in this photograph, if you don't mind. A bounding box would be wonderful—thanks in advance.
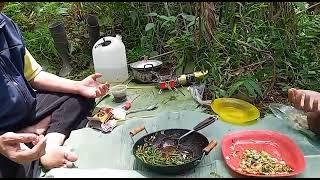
[0,3,109,178]
[288,88,320,135]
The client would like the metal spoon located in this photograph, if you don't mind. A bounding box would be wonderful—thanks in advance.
[126,103,158,115]
[177,116,217,145]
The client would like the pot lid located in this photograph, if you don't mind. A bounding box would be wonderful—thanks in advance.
[130,60,163,69]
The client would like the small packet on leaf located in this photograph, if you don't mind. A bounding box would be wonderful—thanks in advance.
[88,106,113,123]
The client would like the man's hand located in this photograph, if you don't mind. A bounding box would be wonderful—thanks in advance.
[288,88,320,112]
[307,111,320,135]
[288,88,320,135]
[31,71,110,98]
[77,73,110,99]
[0,132,46,164]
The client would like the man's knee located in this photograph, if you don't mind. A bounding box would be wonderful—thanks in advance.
[67,95,95,114]
[61,95,94,131]
[48,95,94,132]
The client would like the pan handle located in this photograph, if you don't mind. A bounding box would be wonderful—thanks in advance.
[197,139,218,164]
[203,139,218,155]
[143,64,154,71]
[193,116,217,131]
[129,125,148,143]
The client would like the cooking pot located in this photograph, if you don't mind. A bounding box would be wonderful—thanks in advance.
[129,116,218,174]
[129,59,163,83]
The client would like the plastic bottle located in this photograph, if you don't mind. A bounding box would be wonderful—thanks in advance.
[178,70,208,86]
[92,35,129,83]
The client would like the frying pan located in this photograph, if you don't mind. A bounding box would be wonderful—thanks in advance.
[129,116,218,174]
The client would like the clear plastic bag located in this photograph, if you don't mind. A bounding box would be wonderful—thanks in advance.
[187,84,211,106]
[269,103,316,138]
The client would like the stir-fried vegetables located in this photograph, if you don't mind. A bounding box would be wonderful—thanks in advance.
[239,149,293,175]
[135,143,193,166]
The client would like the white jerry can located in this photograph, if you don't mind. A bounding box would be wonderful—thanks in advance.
[92,35,129,83]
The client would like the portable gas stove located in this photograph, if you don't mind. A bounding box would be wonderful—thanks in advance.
[151,68,179,94]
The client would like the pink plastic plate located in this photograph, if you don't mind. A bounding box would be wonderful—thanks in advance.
[221,130,306,177]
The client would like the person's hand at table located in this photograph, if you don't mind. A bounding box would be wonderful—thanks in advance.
[0,132,46,164]
[77,73,110,98]
[288,88,320,112]
[288,88,320,135]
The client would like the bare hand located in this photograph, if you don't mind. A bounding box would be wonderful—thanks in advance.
[77,73,110,98]
[288,88,320,135]
[307,112,320,135]
[0,132,46,164]
[288,88,320,112]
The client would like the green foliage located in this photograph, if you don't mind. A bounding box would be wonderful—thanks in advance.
[2,2,320,103]
[228,78,263,99]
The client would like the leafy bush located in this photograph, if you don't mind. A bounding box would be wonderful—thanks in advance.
[3,2,320,103]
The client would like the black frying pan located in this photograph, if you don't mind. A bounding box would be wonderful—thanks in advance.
[129,116,218,174]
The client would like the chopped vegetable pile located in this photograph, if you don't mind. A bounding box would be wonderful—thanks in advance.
[239,149,293,175]
[135,143,193,166]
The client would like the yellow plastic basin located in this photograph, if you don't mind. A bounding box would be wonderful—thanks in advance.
[211,98,260,124]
